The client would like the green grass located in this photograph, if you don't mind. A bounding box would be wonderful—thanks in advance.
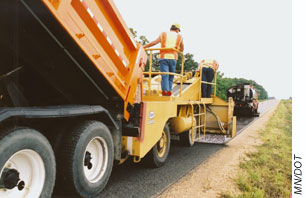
[220,100,292,198]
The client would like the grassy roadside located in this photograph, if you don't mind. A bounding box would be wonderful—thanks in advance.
[222,100,292,198]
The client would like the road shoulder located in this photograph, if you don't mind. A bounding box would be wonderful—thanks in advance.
[157,103,279,198]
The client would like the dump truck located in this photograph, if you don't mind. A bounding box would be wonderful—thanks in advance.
[227,83,260,117]
[0,0,236,197]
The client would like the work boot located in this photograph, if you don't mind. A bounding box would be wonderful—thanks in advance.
[167,91,172,96]
[162,90,167,96]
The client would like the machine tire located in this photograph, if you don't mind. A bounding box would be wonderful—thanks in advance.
[0,127,55,198]
[56,120,114,198]
[180,129,196,147]
[145,124,171,168]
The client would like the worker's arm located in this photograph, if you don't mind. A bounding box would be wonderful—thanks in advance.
[215,63,219,70]
[179,39,184,52]
[214,61,219,70]
[143,37,161,49]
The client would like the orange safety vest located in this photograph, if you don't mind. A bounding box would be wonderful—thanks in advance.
[160,31,182,60]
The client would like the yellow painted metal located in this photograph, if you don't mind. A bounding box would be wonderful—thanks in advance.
[133,157,141,163]
[206,106,229,132]
[171,103,207,142]
[148,50,153,94]
[227,97,235,124]
[214,68,217,96]
[178,79,201,101]
[212,95,230,106]
[204,96,235,134]
[231,116,237,137]
[129,47,237,159]
[200,98,213,104]
[119,155,128,165]
[195,103,206,139]
[142,76,201,102]
[156,130,168,157]
[178,105,191,117]
[138,101,177,158]
[169,117,194,133]
[143,95,173,102]
[189,103,206,141]
[121,136,140,156]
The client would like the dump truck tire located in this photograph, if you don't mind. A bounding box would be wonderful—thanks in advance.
[180,129,196,147]
[145,124,171,168]
[0,127,55,198]
[56,120,114,197]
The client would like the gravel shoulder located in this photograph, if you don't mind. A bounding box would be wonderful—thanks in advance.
[157,103,279,198]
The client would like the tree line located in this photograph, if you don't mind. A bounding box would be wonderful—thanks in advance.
[130,28,268,100]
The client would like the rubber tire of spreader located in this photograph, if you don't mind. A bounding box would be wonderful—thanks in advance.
[180,129,195,147]
[145,124,171,168]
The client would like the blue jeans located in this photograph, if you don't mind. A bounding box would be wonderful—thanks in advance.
[201,67,214,98]
[159,59,177,92]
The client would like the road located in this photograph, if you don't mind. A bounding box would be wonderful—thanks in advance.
[236,99,279,134]
[54,100,279,198]
[98,100,278,198]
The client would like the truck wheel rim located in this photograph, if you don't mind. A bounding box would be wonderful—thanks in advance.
[157,131,167,157]
[83,137,108,183]
[0,149,45,198]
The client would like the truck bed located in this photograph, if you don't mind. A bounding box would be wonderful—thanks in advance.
[0,0,146,116]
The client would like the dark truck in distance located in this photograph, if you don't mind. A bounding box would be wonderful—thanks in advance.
[227,83,260,117]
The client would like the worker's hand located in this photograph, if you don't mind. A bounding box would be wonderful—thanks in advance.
[194,71,199,77]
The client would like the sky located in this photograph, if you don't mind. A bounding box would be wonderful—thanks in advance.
[113,0,292,99]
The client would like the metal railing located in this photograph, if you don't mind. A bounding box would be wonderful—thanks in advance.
[189,102,206,141]
[143,48,185,96]
[198,64,217,98]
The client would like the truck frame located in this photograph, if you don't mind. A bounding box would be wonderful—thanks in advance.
[0,0,236,197]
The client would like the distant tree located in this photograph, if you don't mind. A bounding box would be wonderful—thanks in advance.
[129,28,137,38]
[144,53,159,72]
[145,52,198,73]
[139,35,149,45]
[176,53,198,72]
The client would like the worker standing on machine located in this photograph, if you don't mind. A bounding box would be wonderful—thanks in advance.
[143,23,184,96]
[250,85,259,112]
[197,59,219,98]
